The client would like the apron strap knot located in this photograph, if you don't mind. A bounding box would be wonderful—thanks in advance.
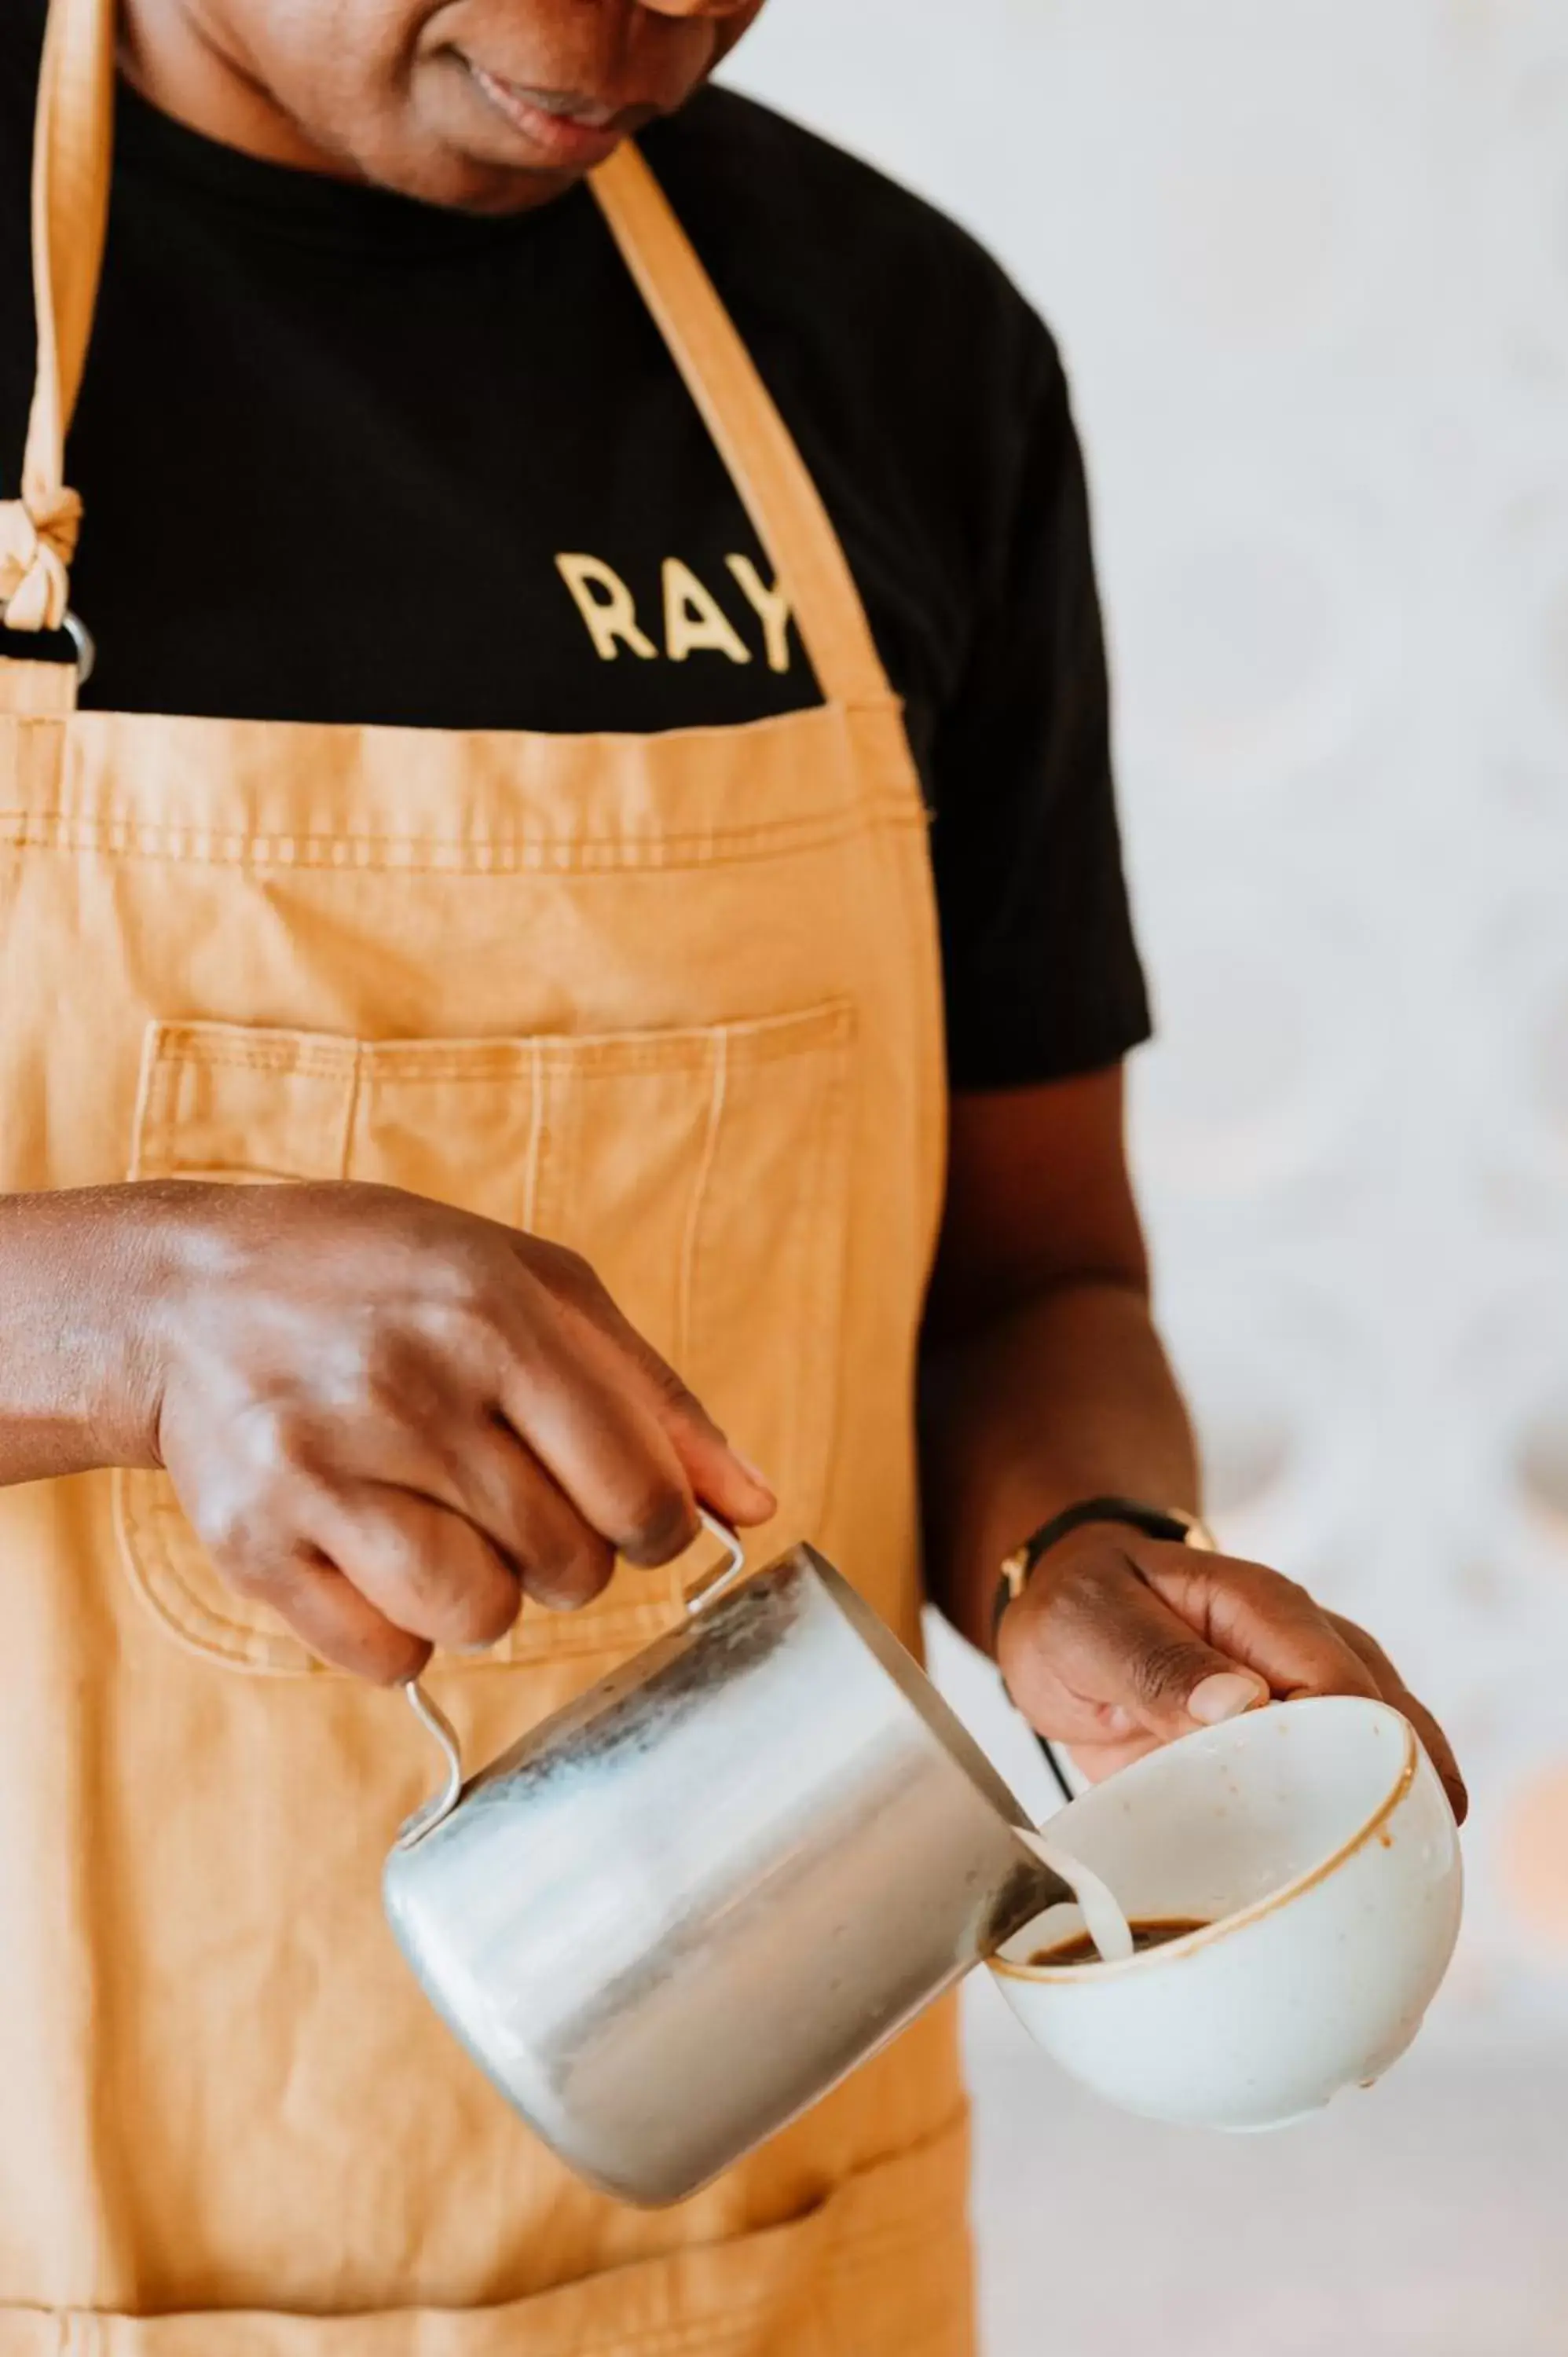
[0,485,81,632]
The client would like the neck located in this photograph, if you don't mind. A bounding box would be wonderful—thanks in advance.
[117,0,354,177]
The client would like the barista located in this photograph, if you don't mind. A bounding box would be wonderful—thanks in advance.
[0,1,1464,2350]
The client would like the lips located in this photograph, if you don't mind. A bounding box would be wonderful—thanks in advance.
[463,60,639,168]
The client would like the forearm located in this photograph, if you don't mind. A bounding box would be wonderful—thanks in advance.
[0,1186,169,1484]
[918,1276,1200,1656]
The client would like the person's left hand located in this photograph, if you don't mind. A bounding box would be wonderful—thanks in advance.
[996,1523,1468,1823]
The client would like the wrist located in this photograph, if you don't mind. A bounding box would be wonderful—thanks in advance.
[992,1494,1215,1649]
[97,1182,220,1467]
[20,1182,215,1473]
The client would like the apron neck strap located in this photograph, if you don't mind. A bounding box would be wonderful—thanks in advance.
[592,140,894,711]
[2,16,893,710]
[1,0,115,636]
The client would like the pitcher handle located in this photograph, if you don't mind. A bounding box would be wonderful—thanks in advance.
[397,1684,465,1852]
[396,1508,748,1849]
[683,1507,748,1615]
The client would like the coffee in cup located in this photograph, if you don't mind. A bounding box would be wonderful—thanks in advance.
[1029,1916,1211,1967]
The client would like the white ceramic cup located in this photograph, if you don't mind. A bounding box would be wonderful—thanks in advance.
[990,1696,1463,2132]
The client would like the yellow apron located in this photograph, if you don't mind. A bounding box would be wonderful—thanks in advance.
[0,0,970,2349]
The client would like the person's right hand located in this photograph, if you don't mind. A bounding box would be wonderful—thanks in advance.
[133,1180,774,1682]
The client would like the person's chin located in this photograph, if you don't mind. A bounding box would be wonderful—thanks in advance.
[425,146,588,214]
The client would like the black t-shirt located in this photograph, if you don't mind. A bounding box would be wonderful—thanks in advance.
[0,2,1149,1090]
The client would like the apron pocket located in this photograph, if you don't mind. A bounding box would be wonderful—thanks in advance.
[115,1006,854,1676]
[0,2121,972,2357]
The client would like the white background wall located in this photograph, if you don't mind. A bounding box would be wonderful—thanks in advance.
[730,5,1568,2348]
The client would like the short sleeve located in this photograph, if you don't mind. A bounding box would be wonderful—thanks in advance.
[930,332,1152,1092]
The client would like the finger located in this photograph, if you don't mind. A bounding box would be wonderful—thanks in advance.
[236,1545,431,1685]
[1141,1552,1384,1706]
[500,1325,696,1564]
[1001,1540,1269,1747]
[306,1483,523,1653]
[451,1420,617,1611]
[492,1285,715,1567]
[290,1392,614,1609]
[530,1244,776,1527]
[1066,1621,1471,1828]
[1326,1613,1469,1824]
[357,1416,617,1614]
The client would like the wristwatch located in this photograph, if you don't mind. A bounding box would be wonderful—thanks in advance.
[992,1494,1218,1646]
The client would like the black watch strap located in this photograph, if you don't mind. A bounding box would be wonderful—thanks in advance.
[991,1495,1215,1648]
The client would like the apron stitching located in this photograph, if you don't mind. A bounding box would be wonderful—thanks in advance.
[0,690,906,761]
[337,1038,365,1182]
[667,1025,729,1613]
[125,1025,159,1185]
[117,1473,296,1664]
[0,803,927,873]
[0,825,919,872]
[130,1004,848,1085]
[145,1028,354,1083]
[520,1034,544,1234]
[881,805,951,1280]
[0,790,901,841]
[790,1020,852,1544]
[676,1027,727,1384]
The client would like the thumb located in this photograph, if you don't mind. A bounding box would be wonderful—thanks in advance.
[1010,1541,1269,1746]
[1178,1661,1272,1730]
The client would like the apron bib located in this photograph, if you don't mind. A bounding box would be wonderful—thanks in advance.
[0,3,969,2350]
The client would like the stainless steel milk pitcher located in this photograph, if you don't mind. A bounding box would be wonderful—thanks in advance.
[383,1516,1069,2206]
